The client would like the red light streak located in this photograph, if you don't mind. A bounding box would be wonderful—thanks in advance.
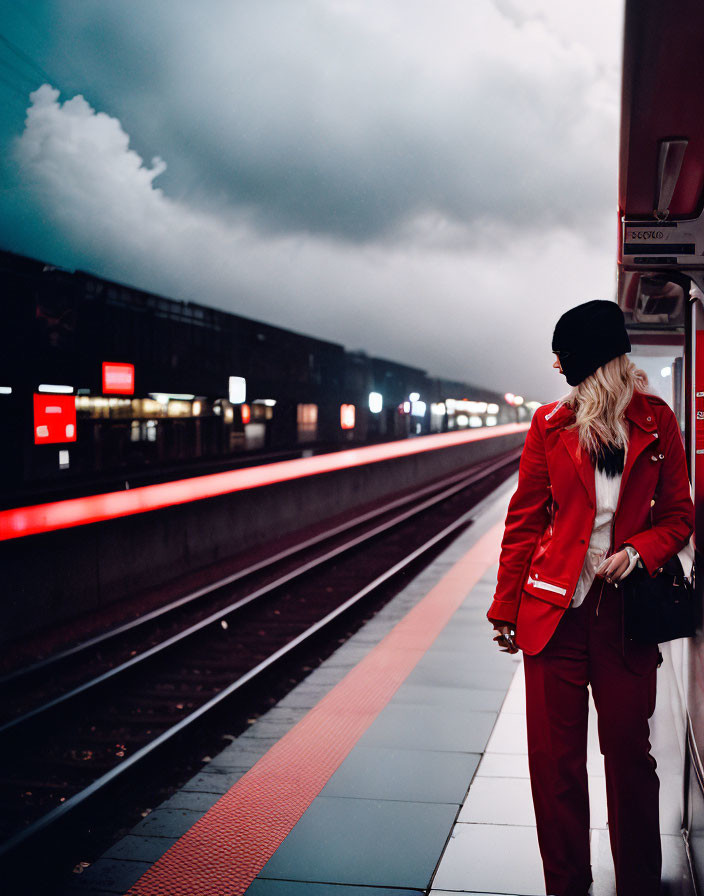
[0,423,527,541]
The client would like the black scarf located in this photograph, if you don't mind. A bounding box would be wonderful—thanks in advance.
[590,442,625,478]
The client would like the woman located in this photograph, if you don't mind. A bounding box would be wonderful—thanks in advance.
[486,300,694,896]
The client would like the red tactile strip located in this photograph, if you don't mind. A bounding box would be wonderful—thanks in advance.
[0,424,525,541]
[125,519,505,896]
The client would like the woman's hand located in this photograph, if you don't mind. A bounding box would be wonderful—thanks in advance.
[493,624,519,654]
[595,548,631,583]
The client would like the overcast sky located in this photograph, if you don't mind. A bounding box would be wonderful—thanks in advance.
[0,0,624,403]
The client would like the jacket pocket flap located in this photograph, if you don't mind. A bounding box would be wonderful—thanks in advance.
[523,573,572,608]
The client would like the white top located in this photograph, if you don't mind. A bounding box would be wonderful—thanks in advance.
[570,454,624,608]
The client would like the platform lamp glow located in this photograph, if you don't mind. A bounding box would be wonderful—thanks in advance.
[368,392,383,413]
[229,376,246,404]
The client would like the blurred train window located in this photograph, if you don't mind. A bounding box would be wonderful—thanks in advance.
[251,402,274,421]
[245,422,266,450]
[297,404,318,442]
[340,404,355,430]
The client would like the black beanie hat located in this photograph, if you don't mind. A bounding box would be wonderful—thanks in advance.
[552,300,631,387]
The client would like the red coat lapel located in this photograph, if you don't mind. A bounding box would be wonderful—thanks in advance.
[551,390,658,508]
[558,426,595,505]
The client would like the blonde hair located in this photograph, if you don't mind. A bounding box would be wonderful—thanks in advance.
[563,354,658,461]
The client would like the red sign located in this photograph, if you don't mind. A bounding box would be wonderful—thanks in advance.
[102,362,135,395]
[33,393,77,444]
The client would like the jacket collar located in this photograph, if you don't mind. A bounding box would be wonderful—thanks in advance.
[552,390,659,507]
[623,388,658,433]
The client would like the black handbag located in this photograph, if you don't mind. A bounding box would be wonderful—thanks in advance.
[621,545,697,645]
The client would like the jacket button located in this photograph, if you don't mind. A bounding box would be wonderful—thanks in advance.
[651,455,658,461]
[580,538,585,544]
[647,416,652,421]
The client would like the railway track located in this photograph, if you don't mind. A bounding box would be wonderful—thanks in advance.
[0,449,519,884]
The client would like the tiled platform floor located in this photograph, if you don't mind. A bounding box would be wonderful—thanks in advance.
[429,655,695,895]
[56,474,696,896]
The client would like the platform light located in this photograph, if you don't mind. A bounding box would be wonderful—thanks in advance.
[225,406,235,423]
[487,403,499,414]
[456,414,469,426]
[409,392,420,402]
[469,415,483,427]
[166,400,191,417]
[59,449,69,469]
[486,415,498,426]
[340,404,355,429]
[402,401,411,414]
[431,402,446,416]
[149,392,195,403]
[369,391,383,413]
[38,384,73,394]
[229,376,246,404]
[504,392,515,404]
[253,398,276,406]
[411,400,426,417]
[444,398,489,413]
[0,386,11,395]
[661,366,672,377]
[514,395,524,405]
[192,401,202,416]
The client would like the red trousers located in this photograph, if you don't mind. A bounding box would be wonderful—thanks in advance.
[523,575,661,896]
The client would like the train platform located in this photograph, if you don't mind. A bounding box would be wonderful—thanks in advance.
[58,476,695,896]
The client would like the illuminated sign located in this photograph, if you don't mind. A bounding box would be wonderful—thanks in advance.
[103,362,135,395]
[33,393,77,444]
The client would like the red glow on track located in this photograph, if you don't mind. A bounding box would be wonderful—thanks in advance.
[0,423,527,541]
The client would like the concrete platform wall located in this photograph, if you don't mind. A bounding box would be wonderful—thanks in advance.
[1,431,525,645]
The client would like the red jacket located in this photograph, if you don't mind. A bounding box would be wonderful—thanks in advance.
[486,389,694,654]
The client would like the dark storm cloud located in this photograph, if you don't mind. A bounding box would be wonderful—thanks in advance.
[0,0,623,401]
[47,0,616,244]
